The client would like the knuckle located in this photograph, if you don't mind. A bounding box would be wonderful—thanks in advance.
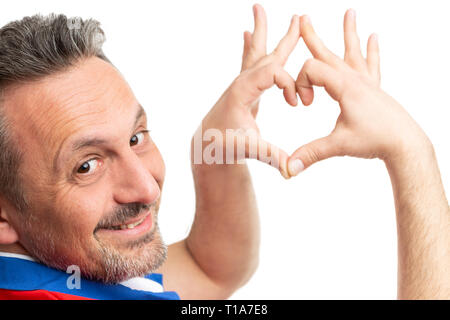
[271,47,280,57]
[304,58,316,69]
[262,61,278,75]
[246,51,260,63]
[298,58,316,81]
[264,53,277,64]
[230,75,246,94]
[268,51,285,65]
[344,50,361,63]
[303,146,321,164]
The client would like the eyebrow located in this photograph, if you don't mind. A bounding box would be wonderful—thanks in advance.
[53,104,146,171]
[71,105,146,152]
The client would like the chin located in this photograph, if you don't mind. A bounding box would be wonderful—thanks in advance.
[89,225,168,283]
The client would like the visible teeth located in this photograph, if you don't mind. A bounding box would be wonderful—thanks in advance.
[113,217,145,230]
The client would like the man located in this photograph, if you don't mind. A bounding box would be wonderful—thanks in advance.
[0,5,448,300]
[0,6,296,300]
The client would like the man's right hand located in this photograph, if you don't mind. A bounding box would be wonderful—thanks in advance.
[287,9,432,176]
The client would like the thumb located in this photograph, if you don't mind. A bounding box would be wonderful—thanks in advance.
[239,130,290,179]
[226,128,291,179]
[287,133,340,176]
[251,136,290,179]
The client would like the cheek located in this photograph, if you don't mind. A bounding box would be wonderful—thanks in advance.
[20,188,109,268]
[16,192,103,260]
[52,186,108,239]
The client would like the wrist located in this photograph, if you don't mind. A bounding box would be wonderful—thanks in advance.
[378,113,431,163]
[383,132,435,173]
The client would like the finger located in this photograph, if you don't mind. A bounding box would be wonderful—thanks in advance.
[237,130,291,179]
[287,133,341,176]
[243,31,252,58]
[300,15,343,68]
[296,58,343,106]
[273,66,298,106]
[343,9,366,72]
[271,15,301,66]
[239,63,297,106]
[253,137,290,179]
[367,33,380,84]
[259,138,291,179]
[251,4,267,56]
[241,31,253,71]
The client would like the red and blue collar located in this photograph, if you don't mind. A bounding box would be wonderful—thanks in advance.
[0,252,179,300]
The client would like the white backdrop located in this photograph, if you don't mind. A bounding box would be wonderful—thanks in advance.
[2,0,449,299]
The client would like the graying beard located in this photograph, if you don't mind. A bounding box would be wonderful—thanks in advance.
[23,215,167,284]
[94,224,168,284]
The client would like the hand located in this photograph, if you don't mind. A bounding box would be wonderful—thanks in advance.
[240,4,268,118]
[192,5,301,179]
[287,10,432,177]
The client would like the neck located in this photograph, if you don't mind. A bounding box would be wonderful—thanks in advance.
[0,243,31,256]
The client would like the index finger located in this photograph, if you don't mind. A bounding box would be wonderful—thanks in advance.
[271,14,301,66]
[300,15,343,68]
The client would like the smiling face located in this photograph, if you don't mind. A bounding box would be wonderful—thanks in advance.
[1,57,167,283]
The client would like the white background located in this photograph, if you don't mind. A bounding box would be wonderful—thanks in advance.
[2,0,449,299]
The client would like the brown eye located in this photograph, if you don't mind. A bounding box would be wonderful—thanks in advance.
[130,132,144,147]
[77,159,98,174]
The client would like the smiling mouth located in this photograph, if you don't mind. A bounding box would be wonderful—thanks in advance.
[106,215,147,230]
[98,209,152,232]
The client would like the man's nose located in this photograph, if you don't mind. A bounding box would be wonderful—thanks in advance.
[112,152,160,205]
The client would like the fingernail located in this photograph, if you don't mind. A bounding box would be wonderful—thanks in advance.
[348,9,356,20]
[291,15,297,24]
[303,15,311,24]
[372,33,378,42]
[288,159,305,177]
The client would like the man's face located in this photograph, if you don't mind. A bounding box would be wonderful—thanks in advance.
[2,57,167,283]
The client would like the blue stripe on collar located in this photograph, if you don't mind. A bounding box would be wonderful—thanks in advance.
[0,254,179,300]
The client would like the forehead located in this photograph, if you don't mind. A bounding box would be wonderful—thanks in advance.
[3,57,139,164]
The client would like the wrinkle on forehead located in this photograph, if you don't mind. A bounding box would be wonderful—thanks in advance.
[2,56,137,174]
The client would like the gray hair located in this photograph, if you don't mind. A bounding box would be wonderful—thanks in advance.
[0,13,109,211]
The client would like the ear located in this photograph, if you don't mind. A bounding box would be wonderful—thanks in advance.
[0,202,20,244]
